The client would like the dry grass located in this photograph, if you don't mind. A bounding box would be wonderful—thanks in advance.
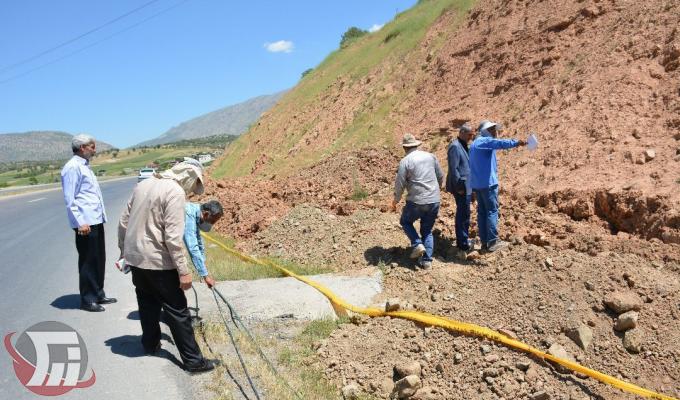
[196,319,375,400]
[202,233,331,281]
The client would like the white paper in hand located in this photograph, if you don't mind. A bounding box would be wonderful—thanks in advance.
[527,133,539,151]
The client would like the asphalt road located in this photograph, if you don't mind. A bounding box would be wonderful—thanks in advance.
[0,177,198,400]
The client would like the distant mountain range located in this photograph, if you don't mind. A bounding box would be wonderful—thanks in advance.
[0,131,114,163]
[136,91,286,147]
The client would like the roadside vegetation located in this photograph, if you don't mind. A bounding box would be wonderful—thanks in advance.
[194,235,361,399]
[197,317,374,400]
[202,233,331,281]
[0,141,226,188]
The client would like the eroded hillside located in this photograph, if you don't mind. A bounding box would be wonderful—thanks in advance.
[202,0,680,398]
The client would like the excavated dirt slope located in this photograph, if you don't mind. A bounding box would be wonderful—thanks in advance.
[200,0,680,398]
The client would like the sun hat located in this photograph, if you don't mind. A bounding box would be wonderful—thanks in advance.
[401,133,422,148]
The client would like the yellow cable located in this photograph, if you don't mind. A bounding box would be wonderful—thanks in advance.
[202,233,677,400]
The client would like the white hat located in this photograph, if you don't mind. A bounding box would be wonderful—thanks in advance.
[478,120,500,137]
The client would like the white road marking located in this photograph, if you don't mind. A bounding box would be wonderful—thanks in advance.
[28,197,46,203]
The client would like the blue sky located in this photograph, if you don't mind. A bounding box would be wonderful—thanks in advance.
[0,0,416,148]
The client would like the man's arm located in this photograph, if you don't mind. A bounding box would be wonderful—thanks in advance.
[433,155,444,188]
[61,167,86,229]
[394,161,407,202]
[478,137,521,150]
[391,161,407,211]
[118,192,134,255]
[183,210,208,277]
[163,189,190,278]
[446,145,461,192]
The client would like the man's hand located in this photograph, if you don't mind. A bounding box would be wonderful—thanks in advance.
[77,224,91,236]
[179,273,193,290]
[389,199,398,212]
[517,139,527,146]
[203,275,216,289]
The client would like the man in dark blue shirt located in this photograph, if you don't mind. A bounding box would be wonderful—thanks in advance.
[446,123,475,252]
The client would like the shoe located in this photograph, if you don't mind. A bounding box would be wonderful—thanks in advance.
[97,297,117,304]
[487,240,510,253]
[410,244,426,259]
[420,261,432,270]
[144,342,161,355]
[81,303,105,312]
[457,244,471,253]
[185,358,220,374]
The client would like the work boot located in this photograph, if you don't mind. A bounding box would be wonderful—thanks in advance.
[410,244,426,259]
[487,240,510,253]
[420,260,432,270]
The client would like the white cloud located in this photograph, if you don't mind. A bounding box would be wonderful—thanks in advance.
[368,23,384,33]
[264,40,294,53]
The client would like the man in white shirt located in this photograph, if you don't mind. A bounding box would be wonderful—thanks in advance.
[61,134,116,312]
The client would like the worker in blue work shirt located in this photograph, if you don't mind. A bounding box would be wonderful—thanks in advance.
[469,121,526,253]
[184,200,224,288]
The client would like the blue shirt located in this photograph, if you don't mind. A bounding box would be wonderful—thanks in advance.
[60,155,107,229]
[183,202,208,277]
[469,136,519,189]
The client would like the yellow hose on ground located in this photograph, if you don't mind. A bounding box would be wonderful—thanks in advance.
[202,233,677,400]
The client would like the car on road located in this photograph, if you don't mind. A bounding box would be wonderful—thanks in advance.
[137,168,155,182]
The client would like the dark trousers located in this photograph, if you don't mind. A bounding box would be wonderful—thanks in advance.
[74,223,106,304]
[130,266,204,368]
[453,193,471,250]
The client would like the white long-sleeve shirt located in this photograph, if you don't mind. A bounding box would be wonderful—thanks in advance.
[60,155,107,229]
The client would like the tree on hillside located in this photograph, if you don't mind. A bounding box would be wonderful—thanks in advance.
[340,27,368,48]
[301,68,313,78]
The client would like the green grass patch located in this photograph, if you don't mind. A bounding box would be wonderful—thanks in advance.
[350,179,369,201]
[204,233,331,281]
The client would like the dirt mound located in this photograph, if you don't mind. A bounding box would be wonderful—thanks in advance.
[318,246,680,399]
[202,148,398,240]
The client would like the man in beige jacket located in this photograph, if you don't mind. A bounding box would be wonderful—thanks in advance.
[118,161,218,373]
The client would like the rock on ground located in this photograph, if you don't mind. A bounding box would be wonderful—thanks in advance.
[603,291,643,314]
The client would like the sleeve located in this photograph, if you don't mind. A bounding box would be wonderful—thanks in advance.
[163,189,190,275]
[447,145,462,188]
[394,160,407,202]
[183,209,208,277]
[61,166,85,227]
[477,138,519,150]
[118,192,134,254]
[434,155,444,187]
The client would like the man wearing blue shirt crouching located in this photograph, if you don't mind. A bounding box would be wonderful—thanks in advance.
[184,200,224,288]
[469,121,526,253]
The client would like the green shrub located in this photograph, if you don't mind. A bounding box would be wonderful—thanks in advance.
[301,68,314,78]
[340,26,368,48]
[384,29,401,43]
